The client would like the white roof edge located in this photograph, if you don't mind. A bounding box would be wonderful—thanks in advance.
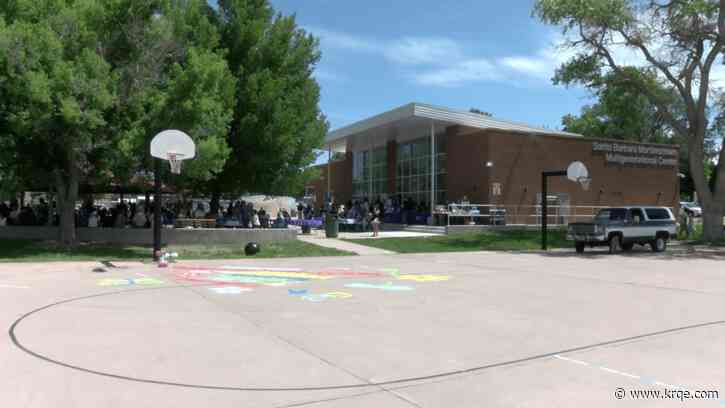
[324,102,581,145]
[325,103,416,144]
[412,103,582,138]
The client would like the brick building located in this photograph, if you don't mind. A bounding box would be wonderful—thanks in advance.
[306,103,679,223]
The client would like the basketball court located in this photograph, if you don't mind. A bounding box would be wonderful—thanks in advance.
[2,249,725,407]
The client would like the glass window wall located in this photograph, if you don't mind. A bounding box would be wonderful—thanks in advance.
[352,147,387,199]
[395,135,446,207]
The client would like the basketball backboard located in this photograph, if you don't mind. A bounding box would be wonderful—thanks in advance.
[150,130,195,174]
[567,161,591,191]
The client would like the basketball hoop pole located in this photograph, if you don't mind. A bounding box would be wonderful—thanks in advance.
[541,170,567,250]
[149,129,195,261]
[153,158,162,260]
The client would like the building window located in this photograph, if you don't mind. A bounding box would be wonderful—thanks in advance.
[396,135,446,206]
[352,147,387,199]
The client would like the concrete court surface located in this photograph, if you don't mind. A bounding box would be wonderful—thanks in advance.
[2,249,725,407]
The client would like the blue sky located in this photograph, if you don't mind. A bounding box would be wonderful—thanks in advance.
[267,0,592,132]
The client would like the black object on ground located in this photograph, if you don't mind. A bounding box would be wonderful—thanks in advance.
[245,242,260,256]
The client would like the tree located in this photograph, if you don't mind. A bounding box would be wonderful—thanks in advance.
[559,68,720,199]
[535,0,725,241]
[469,108,492,116]
[208,0,328,208]
[0,0,235,246]
[561,69,673,143]
[0,4,118,245]
[107,0,234,192]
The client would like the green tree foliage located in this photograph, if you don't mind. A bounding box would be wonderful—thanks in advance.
[0,2,118,245]
[558,68,720,199]
[535,0,725,241]
[212,0,328,198]
[560,69,672,143]
[0,0,235,245]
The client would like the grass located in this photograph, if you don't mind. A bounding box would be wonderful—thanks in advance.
[0,239,354,262]
[343,229,569,254]
[676,221,725,246]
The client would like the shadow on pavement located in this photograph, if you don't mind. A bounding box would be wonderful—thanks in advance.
[540,245,725,261]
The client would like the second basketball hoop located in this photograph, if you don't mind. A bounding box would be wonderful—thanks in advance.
[567,161,591,191]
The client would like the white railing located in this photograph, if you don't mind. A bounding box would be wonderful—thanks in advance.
[442,204,674,226]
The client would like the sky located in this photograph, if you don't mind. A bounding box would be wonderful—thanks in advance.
[267,0,592,132]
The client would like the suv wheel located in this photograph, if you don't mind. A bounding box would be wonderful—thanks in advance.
[608,235,622,254]
[651,236,667,253]
[575,242,585,253]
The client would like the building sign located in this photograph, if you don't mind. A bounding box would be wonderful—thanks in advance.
[592,141,678,168]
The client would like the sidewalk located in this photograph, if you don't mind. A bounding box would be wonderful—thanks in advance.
[297,232,396,256]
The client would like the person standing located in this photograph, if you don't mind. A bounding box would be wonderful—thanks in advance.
[371,205,381,237]
[679,207,692,239]
[252,210,261,228]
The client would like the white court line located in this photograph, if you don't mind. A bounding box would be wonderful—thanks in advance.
[655,381,682,390]
[553,355,703,393]
[0,284,30,289]
[553,355,589,366]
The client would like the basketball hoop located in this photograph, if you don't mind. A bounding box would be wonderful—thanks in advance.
[578,176,592,191]
[150,129,196,175]
[167,152,185,174]
[567,161,591,191]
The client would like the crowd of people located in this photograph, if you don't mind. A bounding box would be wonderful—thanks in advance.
[0,197,297,230]
[216,200,292,229]
[338,196,429,221]
[316,195,432,229]
[0,198,162,229]
[0,199,51,227]
[1,194,433,232]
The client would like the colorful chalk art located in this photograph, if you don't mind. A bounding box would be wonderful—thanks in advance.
[344,282,414,291]
[288,290,354,302]
[171,265,452,299]
[397,274,451,282]
[208,287,253,295]
[98,277,165,286]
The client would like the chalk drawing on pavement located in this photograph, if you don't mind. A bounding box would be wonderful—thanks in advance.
[397,274,451,282]
[344,282,414,292]
[97,278,165,286]
[300,291,354,302]
[208,287,253,295]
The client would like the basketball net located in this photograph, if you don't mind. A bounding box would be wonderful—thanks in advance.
[167,152,184,174]
[578,176,592,191]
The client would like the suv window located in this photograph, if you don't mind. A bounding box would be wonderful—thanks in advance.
[630,208,644,224]
[595,208,627,221]
[645,208,671,220]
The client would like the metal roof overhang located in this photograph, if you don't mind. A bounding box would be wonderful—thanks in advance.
[324,102,581,153]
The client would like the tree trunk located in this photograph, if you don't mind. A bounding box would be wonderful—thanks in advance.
[46,192,54,226]
[210,190,221,217]
[58,197,76,246]
[702,203,724,242]
[686,123,719,242]
[55,168,79,248]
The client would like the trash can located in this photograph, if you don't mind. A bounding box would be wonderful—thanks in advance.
[325,214,339,238]
[301,222,311,234]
